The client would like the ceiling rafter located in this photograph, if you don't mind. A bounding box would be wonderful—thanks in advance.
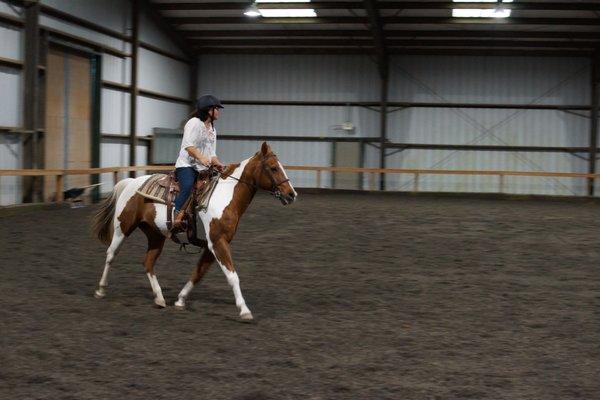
[166,16,600,26]
[155,2,600,11]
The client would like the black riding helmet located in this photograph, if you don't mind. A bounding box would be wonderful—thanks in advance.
[196,94,224,112]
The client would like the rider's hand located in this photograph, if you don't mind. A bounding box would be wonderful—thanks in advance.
[213,162,226,172]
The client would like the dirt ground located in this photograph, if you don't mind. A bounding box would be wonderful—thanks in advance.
[1,191,599,399]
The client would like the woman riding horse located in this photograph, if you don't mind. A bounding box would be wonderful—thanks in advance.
[173,94,226,231]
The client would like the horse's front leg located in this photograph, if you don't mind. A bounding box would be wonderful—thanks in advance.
[174,248,215,310]
[211,238,253,320]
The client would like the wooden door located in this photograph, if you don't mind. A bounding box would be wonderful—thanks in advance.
[44,49,91,200]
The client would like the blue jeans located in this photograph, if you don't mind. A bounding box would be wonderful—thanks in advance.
[174,167,198,212]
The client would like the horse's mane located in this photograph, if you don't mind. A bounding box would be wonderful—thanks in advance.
[220,151,275,180]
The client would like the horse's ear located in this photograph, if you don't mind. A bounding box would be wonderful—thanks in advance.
[261,141,270,156]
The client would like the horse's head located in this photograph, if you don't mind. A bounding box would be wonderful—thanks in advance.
[255,142,297,205]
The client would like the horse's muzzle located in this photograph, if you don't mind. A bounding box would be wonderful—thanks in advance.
[276,191,296,205]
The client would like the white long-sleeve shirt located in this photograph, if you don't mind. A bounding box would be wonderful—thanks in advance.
[175,117,217,172]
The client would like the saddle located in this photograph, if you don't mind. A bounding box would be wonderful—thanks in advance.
[136,169,220,247]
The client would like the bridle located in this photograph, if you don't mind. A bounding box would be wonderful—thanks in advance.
[222,154,290,200]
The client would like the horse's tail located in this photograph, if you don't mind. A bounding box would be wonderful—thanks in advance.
[92,178,133,246]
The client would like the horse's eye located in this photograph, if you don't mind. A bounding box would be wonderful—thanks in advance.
[271,167,277,172]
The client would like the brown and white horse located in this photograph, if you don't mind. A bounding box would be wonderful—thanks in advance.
[92,142,297,320]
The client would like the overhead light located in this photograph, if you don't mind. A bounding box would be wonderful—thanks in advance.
[259,9,316,17]
[452,0,512,18]
[256,0,311,2]
[244,2,261,17]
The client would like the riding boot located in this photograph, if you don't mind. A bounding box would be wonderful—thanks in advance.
[171,210,188,232]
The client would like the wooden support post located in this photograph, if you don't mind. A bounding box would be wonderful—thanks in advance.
[413,173,420,192]
[316,170,322,188]
[588,53,600,196]
[370,172,376,190]
[55,174,64,203]
[113,171,119,186]
[129,0,139,178]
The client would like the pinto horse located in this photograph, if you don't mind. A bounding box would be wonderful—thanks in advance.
[91,142,297,320]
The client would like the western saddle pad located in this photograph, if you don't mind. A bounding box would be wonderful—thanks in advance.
[135,172,219,247]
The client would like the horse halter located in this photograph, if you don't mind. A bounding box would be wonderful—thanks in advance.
[261,154,290,200]
[224,154,290,199]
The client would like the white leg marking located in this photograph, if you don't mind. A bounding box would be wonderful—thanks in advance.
[147,273,166,308]
[95,227,125,299]
[216,262,252,320]
[175,281,194,309]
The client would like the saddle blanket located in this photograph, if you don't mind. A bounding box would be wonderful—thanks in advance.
[136,173,219,212]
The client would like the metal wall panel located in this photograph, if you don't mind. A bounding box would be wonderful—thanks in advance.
[0,1,19,15]
[137,96,189,136]
[383,55,592,195]
[40,0,129,40]
[199,54,379,102]
[102,54,130,85]
[0,69,22,127]
[197,54,380,146]
[138,47,189,98]
[0,24,22,60]
[139,11,184,57]
[0,133,22,205]
[101,88,129,135]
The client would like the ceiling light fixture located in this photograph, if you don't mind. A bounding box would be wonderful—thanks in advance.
[244,2,261,17]
[452,0,512,18]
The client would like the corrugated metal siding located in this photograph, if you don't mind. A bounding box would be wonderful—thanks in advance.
[198,54,380,139]
[0,1,21,16]
[102,54,130,85]
[216,104,379,138]
[137,97,189,136]
[101,89,130,135]
[0,69,22,127]
[139,11,184,57]
[199,54,379,102]
[0,133,22,205]
[41,0,129,34]
[383,55,592,196]
[0,24,22,60]
[138,48,189,98]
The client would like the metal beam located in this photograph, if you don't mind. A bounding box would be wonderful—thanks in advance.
[182,29,600,40]
[363,0,388,190]
[221,99,591,111]
[386,143,594,153]
[195,47,592,57]
[169,16,600,26]
[191,38,600,49]
[157,1,600,11]
[129,0,139,178]
[23,0,40,202]
[40,3,130,42]
[589,53,600,196]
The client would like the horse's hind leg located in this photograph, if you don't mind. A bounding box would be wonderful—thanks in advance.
[94,226,126,299]
[174,248,215,310]
[141,225,167,308]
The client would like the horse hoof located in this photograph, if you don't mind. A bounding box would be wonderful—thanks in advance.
[240,311,253,321]
[174,300,186,310]
[94,289,106,298]
[154,298,167,308]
